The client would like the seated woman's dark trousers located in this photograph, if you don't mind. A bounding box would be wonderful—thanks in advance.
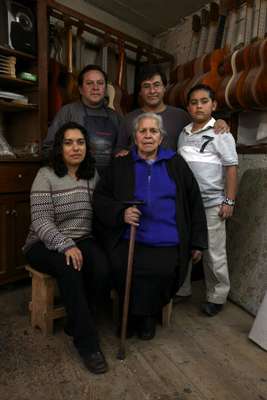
[25,238,110,355]
[110,241,179,317]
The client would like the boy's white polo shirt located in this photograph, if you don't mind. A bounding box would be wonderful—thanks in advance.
[178,117,238,208]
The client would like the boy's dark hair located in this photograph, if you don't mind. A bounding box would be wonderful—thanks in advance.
[78,64,107,87]
[137,64,167,93]
[50,121,95,180]
[187,84,216,104]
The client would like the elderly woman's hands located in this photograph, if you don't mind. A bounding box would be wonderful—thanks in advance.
[124,206,142,227]
[191,249,203,264]
[65,246,83,271]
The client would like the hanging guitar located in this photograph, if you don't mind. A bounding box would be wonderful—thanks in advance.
[113,41,130,115]
[216,0,240,109]
[167,14,201,107]
[224,0,253,110]
[100,35,116,110]
[189,2,227,96]
[58,19,77,106]
[48,24,64,122]
[237,0,267,109]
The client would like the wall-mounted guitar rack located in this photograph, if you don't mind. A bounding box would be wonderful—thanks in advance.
[47,0,174,65]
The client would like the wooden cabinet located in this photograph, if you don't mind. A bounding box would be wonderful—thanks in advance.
[0,161,40,284]
[0,192,32,284]
[0,0,48,284]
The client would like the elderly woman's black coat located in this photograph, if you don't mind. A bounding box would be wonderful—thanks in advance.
[93,152,208,290]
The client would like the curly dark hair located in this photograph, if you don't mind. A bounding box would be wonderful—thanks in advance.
[50,121,95,180]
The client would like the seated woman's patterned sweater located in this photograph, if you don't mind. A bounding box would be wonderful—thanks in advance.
[23,167,98,254]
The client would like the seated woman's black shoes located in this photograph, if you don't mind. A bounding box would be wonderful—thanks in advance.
[138,316,157,340]
[81,351,108,374]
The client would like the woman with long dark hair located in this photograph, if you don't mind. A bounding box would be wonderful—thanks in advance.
[23,121,109,374]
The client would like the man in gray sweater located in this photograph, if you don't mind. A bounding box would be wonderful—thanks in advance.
[115,65,228,156]
[43,64,122,173]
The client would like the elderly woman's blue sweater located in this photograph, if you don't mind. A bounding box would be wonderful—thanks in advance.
[123,147,180,246]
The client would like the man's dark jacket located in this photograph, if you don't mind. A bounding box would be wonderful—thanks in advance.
[93,151,208,290]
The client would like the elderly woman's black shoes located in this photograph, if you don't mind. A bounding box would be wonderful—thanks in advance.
[138,316,156,340]
[81,351,108,374]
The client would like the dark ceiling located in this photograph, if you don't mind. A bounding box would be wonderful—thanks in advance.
[83,0,209,35]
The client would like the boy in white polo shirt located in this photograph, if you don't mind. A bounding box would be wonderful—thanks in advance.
[177,83,238,316]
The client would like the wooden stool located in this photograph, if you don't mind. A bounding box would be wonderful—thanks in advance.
[110,289,173,328]
[25,265,66,335]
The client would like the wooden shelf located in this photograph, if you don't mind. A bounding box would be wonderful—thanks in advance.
[0,100,38,112]
[0,45,36,60]
[0,157,42,163]
[0,75,37,90]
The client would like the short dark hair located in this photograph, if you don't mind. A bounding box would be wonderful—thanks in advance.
[50,121,95,180]
[78,64,107,87]
[137,64,167,93]
[187,84,216,104]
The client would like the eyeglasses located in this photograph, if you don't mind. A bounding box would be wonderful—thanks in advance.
[141,82,163,90]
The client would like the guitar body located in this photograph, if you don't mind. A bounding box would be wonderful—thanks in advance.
[106,83,116,110]
[240,40,263,109]
[167,66,184,106]
[175,60,195,108]
[216,52,233,110]
[233,44,252,109]
[253,38,267,107]
[183,55,206,104]
[224,50,239,109]
[164,66,179,105]
[224,47,245,110]
[201,49,226,90]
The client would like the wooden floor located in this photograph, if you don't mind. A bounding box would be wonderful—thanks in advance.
[0,280,266,400]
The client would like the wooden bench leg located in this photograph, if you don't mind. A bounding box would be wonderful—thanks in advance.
[30,273,56,335]
[162,300,173,328]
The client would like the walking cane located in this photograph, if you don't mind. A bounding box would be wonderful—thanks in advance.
[117,200,144,360]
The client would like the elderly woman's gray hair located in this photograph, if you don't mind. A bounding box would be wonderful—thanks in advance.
[132,112,167,139]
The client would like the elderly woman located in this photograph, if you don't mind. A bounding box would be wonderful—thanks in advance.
[23,121,109,374]
[93,112,208,340]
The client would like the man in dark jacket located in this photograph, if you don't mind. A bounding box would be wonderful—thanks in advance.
[43,64,122,173]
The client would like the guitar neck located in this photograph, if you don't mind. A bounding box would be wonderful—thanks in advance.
[258,0,267,39]
[205,2,219,53]
[215,14,227,49]
[197,8,209,57]
[206,24,218,53]
[116,44,126,88]
[65,25,73,74]
[189,34,200,60]
[234,2,248,50]
[101,45,108,74]
[188,14,201,61]
[244,1,253,46]
[224,7,238,50]
[252,0,267,40]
